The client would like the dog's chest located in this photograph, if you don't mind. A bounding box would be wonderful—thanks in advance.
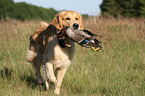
[51,45,74,69]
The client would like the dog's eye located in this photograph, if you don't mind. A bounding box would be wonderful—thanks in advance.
[76,18,78,20]
[66,18,70,20]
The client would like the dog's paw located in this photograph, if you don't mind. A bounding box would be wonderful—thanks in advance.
[54,88,60,95]
[38,78,44,85]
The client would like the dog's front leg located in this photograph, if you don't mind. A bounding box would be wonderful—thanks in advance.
[54,68,67,95]
[45,62,57,84]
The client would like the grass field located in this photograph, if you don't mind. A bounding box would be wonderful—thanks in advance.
[0,17,145,96]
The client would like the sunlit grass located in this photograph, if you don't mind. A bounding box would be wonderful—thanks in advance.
[0,17,145,96]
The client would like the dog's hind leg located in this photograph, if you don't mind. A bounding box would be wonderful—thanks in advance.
[35,65,43,84]
[34,56,43,84]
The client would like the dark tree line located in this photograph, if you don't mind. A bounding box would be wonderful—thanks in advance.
[0,0,89,21]
[100,0,145,18]
[0,0,58,21]
[2,0,143,20]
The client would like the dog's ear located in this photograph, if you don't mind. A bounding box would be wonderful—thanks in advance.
[80,19,84,30]
[77,13,84,30]
[53,12,63,30]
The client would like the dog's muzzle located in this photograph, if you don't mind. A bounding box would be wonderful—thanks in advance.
[73,23,79,30]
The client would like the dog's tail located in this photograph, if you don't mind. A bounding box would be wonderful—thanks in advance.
[26,50,37,63]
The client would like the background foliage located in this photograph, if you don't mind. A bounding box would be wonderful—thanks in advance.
[0,0,58,21]
[1,0,145,21]
[100,0,145,18]
[0,0,89,21]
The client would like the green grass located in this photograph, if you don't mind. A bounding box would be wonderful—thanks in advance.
[0,18,145,96]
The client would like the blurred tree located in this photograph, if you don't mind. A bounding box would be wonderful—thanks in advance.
[82,14,89,19]
[100,0,145,18]
[0,0,58,21]
[0,0,14,19]
[133,0,145,17]
[0,0,87,20]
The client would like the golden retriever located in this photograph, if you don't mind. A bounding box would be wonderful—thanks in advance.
[26,11,84,95]
[53,11,84,30]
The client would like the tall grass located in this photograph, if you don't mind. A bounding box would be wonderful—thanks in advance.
[0,17,144,96]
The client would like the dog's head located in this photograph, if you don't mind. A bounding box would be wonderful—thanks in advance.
[53,11,84,30]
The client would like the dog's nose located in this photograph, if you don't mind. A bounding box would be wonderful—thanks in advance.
[73,23,79,30]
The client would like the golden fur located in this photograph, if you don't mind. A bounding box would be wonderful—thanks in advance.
[26,11,84,95]
[53,11,84,30]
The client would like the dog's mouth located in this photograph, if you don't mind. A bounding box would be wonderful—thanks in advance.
[73,27,79,30]
[58,27,102,51]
